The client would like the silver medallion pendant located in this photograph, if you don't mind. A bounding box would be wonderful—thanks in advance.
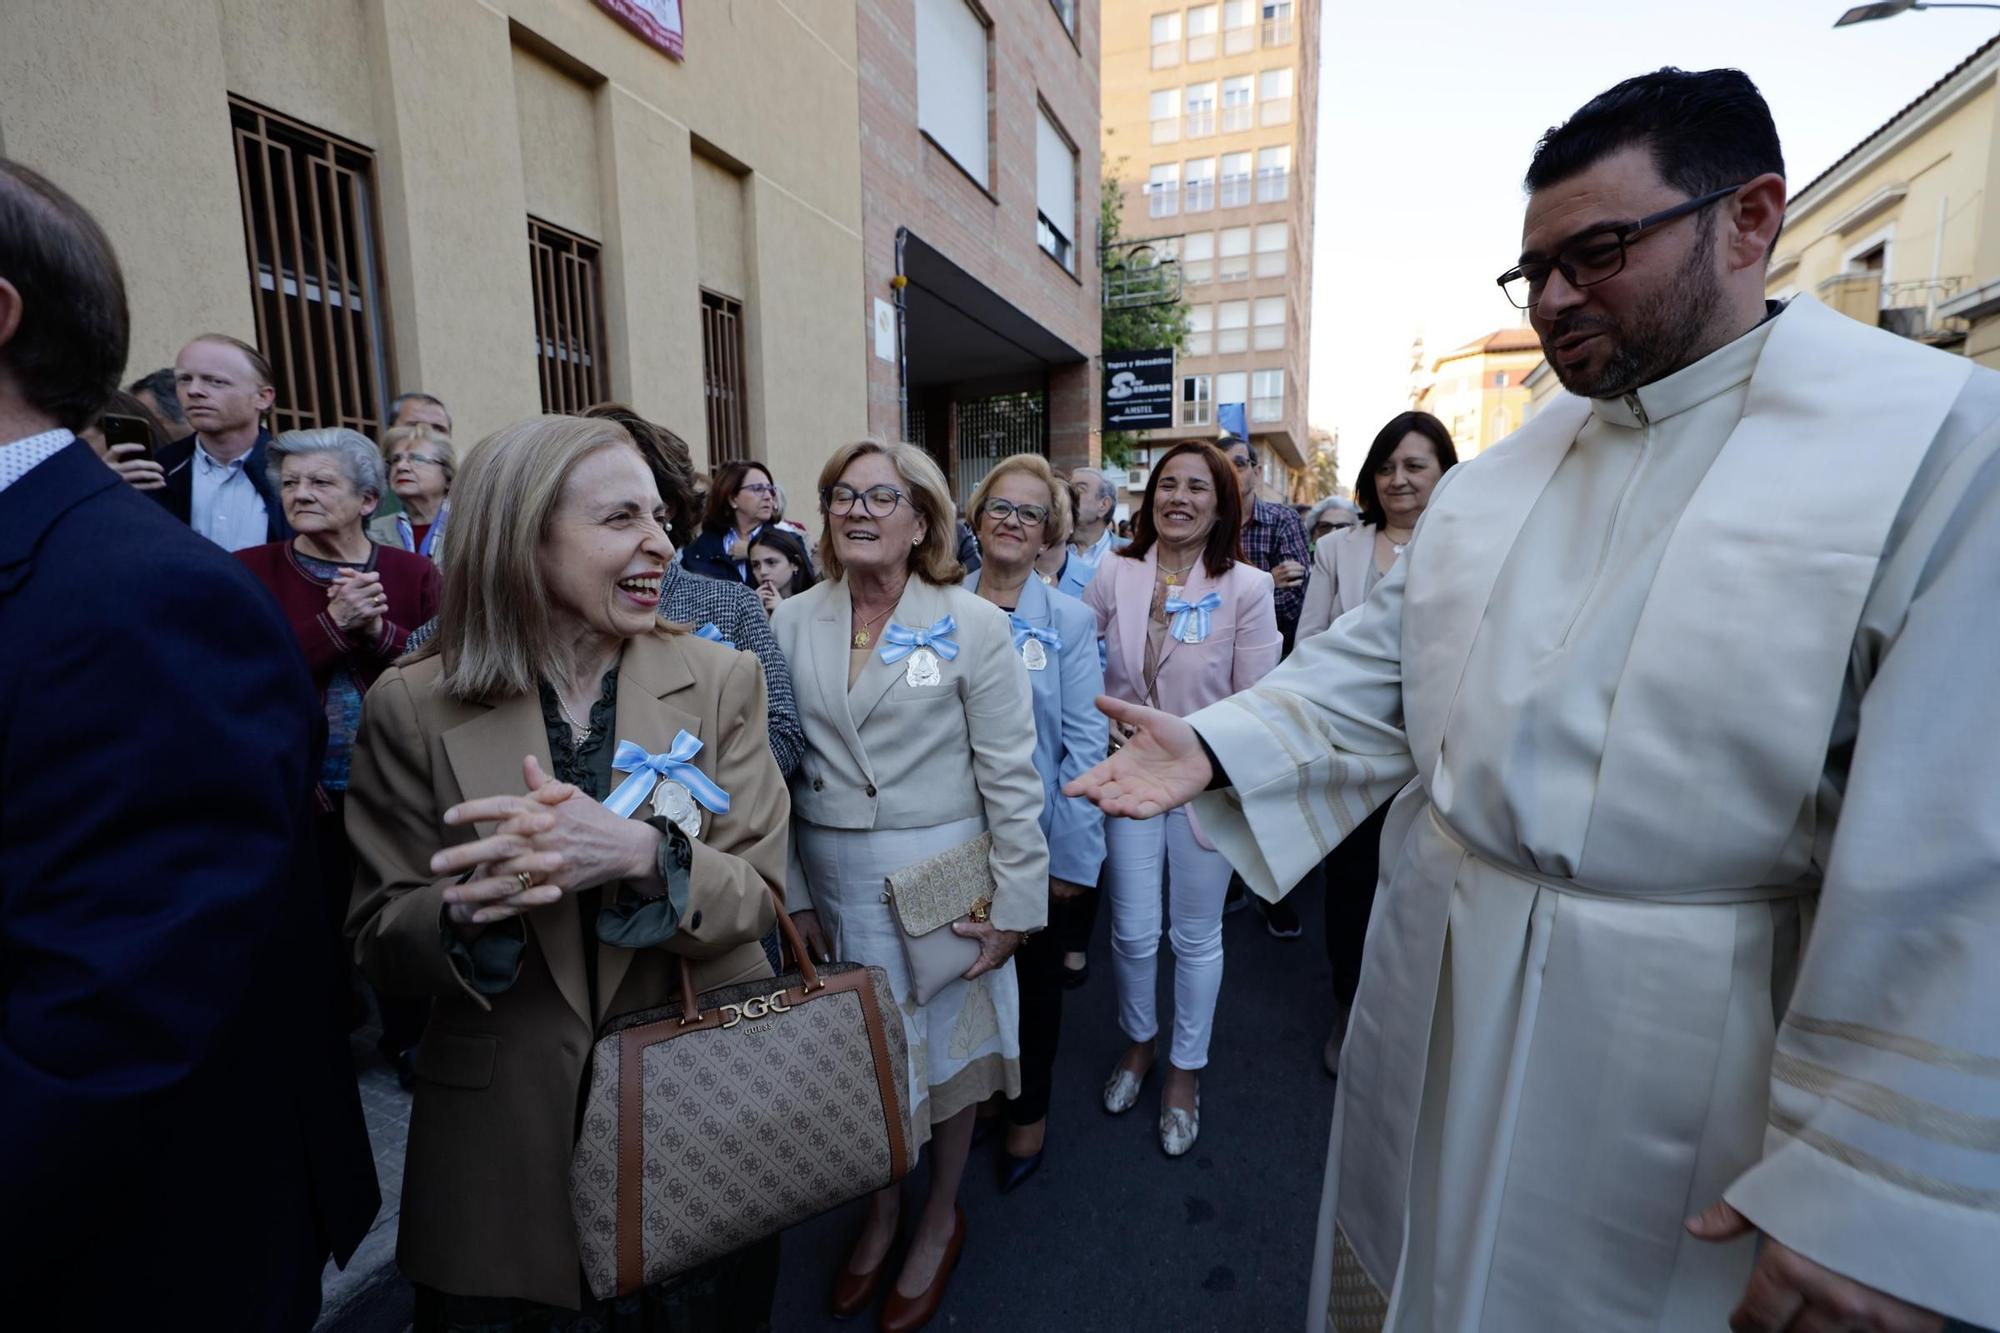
[1021,638,1048,672]
[905,647,943,688]
[651,778,704,842]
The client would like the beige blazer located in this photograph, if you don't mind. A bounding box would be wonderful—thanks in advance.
[344,629,786,1308]
[771,576,1048,931]
[1298,523,1382,640]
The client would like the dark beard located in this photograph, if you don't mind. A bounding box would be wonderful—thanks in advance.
[1546,224,1725,400]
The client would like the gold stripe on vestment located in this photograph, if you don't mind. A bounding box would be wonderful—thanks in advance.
[1768,1107,2000,1211]
[1771,1050,2000,1152]
[1785,1013,2000,1078]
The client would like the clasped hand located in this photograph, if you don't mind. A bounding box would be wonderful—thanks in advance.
[328,569,389,634]
[1686,1202,1945,1333]
[431,755,660,929]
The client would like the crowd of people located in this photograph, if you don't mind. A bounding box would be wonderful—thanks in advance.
[5,61,1995,1333]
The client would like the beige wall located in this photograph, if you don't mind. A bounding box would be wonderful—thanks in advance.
[0,0,868,497]
[1423,344,1541,457]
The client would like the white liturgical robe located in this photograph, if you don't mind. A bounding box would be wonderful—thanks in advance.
[1190,296,2000,1331]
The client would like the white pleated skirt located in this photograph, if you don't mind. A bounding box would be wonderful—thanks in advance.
[794,814,1021,1151]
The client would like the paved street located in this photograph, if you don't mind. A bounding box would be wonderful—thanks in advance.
[326,885,1341,1333]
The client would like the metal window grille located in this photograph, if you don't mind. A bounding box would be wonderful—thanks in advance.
[701,291,750,464]
[229,98,394,437]
[528,217,608,414]
[952,390,1047,505]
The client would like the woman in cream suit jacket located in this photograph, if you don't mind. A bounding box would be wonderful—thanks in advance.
[772,441,1046,1331]
[1085,441,1280,1158]
[1295,410,1456,1075]
[345,419,788,1328]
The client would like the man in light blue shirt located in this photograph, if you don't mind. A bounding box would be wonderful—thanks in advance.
[144,334,290,550]
[1065,467,1124,589]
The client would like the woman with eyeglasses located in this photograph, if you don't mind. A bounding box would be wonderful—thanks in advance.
[367,423,455,563]
[680,459,777,586]
[962,455,1107,1193]
[1086,440,1280,1157]
[771,441,1046,1330]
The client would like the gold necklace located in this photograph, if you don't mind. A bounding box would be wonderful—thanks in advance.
[1157,557,1197,587]
[852,604,894,649]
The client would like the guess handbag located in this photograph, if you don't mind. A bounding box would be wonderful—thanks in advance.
[569,893,913,1300]
[884,832,996,1004]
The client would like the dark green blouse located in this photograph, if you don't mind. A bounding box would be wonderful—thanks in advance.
[444,667,693,1005]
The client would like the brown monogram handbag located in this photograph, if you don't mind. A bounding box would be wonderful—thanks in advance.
[569,894,913,1300]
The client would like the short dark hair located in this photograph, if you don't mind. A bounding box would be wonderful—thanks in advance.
[583,402,700,548]
[748,525,817,597]
[1526,68,1784,204]
[128,367,188,427]
[702,459,775,535]
[0,159,129,431]
[1355,411,1458,529]
[1118,440,1244,579]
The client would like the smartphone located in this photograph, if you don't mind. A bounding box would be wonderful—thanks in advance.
[99,413,155,458]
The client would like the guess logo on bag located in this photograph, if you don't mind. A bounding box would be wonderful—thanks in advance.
[717,991,793,1029]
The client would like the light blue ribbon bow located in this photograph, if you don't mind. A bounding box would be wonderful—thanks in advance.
[604,733,733,820]
[1007,615,1063,653]
[693,622,732,646]
[1164,591,1223,645]
[877,615,961,664]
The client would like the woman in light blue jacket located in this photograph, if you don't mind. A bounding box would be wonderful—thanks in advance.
[964,453,1108,1191]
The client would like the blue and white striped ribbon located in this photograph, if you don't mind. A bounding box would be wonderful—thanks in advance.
[604,733,732,820]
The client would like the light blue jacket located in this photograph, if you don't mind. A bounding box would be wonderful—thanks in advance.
[962,571,1108,886]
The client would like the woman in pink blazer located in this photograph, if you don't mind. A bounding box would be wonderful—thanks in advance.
[1082,441,1280,1156]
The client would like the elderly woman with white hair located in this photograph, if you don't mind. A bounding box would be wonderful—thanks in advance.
[235,428,440,933]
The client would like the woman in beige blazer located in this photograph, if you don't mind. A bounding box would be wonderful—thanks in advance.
[1294,410,1457,1075]
[345,417,789,1330]
[772,440,1046,1331]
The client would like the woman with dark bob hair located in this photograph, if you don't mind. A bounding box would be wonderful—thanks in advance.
[680,459,777,585]
[1295,408,1456,1075]
[1084,440,1280,1157]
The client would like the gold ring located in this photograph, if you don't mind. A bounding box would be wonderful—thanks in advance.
[515,871,533,893]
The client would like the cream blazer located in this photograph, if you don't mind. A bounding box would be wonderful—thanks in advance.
[772,576,1048,932]
[1297,522,1382,640]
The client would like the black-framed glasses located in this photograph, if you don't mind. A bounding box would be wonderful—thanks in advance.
[980,497,1049,528]
[822,482,907,518]
[386,451,447,469]
[1496,182,1747,310]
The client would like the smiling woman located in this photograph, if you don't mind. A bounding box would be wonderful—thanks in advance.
[343,414,793,1326]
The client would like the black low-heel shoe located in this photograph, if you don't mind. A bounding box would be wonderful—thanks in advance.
[1059,960,1089,990]
[998,1147,1045,1194]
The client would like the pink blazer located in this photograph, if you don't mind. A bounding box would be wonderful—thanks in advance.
[1084,547,1283,719]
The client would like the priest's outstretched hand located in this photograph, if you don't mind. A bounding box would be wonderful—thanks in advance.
[1064,695,1212,820]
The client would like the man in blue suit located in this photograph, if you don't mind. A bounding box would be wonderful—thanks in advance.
[0,159,376,1326]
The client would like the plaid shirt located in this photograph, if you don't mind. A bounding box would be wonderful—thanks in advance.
[402,564,805,778]
[1239,497,1311,626]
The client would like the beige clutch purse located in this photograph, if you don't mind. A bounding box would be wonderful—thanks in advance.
[884,832,995,1003]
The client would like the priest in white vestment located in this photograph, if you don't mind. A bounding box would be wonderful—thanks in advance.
[1070,69,1999,1333]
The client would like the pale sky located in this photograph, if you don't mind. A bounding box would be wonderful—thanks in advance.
[1308,0,2000,488]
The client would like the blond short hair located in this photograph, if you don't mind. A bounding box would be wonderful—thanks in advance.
[379,422,457,484]
[430,415,675,702]
[813,440,965,586]
[966,453,1072,552]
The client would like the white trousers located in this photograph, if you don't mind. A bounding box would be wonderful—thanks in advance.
[1104,809,1234,1071]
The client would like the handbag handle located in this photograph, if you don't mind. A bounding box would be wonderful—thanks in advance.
[675,885,824,1025]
